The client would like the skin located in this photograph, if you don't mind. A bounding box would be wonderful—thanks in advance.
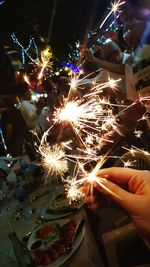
[85,167,150,249]
[81,47,125,75]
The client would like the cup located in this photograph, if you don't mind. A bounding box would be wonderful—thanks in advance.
[28,239,44,252]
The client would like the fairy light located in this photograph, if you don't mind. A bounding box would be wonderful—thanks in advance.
[11,33,38,66]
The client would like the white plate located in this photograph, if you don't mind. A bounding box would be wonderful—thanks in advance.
[27,222,60,251]
[27,219,85,267]
[40,190,83,220]
[49,223,85,267]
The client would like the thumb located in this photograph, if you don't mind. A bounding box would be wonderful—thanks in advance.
[95,178,135,212]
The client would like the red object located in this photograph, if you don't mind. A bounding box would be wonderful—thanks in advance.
[48,249,58,261]
[42,253,51,266]
[56,244,66,256]
[39,225,55,239]
[34,252,44,265]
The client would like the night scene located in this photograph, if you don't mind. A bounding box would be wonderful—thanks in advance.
[0,1,150,267]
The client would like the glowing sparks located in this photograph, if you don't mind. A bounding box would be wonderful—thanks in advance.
[99,0,125,29]
[37,46,53,81]
[37,129,69,181]
[54,100,83,124]
[40,144,68,181]
[35,53,150,203]
[65,176,84,202]
[24,74,32,86]
[122,146,150,157]
[134,129,143,138]
[122,159,137,168]
[111,0,125,13]
[85,78,122,97]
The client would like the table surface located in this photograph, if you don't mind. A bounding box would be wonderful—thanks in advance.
[0,179,105,267]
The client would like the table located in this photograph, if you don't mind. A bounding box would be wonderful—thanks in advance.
[0,180,105,267]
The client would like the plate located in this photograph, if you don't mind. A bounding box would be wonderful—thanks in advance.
[27,222,60,251]
[40,190,84,220]
[27,219,85,267]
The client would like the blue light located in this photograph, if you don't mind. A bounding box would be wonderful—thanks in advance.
[60,62,81,73]
[0,0,5,5]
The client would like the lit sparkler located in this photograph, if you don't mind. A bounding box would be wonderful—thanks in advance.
[24,73,32,87]
[37,61,150,203]
[99,0,125,29]
[37,46,53,81]
[65,156,120,202]
[122,146,150,157]
[53,95,119,151]
[134,129,143,138]
[122,159,137,168]
[37,129,69,182]
[84,78,122,97]
[40,144,68,182]
[65,176,85,203]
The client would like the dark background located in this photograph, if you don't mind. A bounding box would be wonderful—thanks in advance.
[0,0,110,59]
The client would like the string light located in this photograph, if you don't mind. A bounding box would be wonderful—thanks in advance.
[11,33,39,67]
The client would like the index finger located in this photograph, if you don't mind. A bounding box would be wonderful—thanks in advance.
[97,167,142,185]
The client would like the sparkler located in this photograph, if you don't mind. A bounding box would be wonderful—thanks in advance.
[37,63,150,203]
[99,0,125,29]
[122,146,150,157]
[37,47,53,81]
[65,176,85,203]
[53,95,118,152]
[134,129,143,139]
[84,78,122,98]
[24,73,32,87]
[37,129,69,182]
[40,144,68,182]
[122,159,137,168]
[65,156,120,202]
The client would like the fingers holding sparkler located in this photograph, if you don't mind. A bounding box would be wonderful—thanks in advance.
[90,167,150,249]
[90,167,150,213]
[82,166,136,211]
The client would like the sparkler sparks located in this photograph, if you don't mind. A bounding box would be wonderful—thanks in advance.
[65,176,85,203]
[122,146,150,157]
[65,157,121,202]
[53,95,120,153]
[37,130,69,181]
[37,46,53,81]
[134,129,143,138]
[99,0,125,29]
[36,58,150,203]
[40,145,68,182]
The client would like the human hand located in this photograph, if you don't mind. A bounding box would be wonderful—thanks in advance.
[93,167,150,249]
[80,48,95,61]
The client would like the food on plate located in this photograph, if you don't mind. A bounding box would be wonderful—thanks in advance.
[48,193,83,214]
[29,239,44,252]
[33,219,79,266]
[37,223,59,244]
